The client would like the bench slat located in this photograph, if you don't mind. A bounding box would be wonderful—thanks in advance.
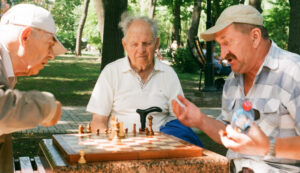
[19,157,34,173]
[34,156,46,173]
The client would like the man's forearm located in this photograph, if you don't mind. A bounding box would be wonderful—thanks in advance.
[197,114,226,144]
[275,136,300,160]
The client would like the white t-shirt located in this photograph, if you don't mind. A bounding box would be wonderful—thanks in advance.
[87,57,183,131]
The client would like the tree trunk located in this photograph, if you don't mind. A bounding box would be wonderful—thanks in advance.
[249,0,262,13]
[288,0,300,54]
[148,0,157,18]
[172,0,181,46]
[99,0,127,71]
[94,0,104,40]
[187,0,202,49]
[75,0,90,56]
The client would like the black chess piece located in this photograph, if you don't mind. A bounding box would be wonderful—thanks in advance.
[136,106,162,132]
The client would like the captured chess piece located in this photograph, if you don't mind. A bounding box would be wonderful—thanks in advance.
[78,150,86,164]
[148,115,154,136]
[136,107,162,132]
[78,124,84,134]
[86,123,91,133]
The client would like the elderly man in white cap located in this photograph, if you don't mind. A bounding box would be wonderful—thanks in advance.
[172,4,300,173]
[0,4,67,172]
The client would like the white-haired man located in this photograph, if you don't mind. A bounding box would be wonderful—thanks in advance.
[87,15,203,148]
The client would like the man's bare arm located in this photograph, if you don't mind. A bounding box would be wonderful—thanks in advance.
[91,114,109,133]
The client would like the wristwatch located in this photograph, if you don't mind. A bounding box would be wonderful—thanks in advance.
[264,136,276,159]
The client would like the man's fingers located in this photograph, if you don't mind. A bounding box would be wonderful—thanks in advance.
[221,135,240,149]
[171,100,180,116]
[177,94,190,107]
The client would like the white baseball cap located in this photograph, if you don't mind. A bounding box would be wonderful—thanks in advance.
[200,5,263,41]
[1,4,67,55]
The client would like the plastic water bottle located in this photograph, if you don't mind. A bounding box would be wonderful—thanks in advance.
[231,100,254,133]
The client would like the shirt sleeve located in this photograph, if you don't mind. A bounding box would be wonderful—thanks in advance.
[0,88,57,135]
[167,67,184,117]
[86,66,113,116]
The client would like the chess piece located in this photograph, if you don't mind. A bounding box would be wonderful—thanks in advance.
[109,118,119,140]
[133,123,136,135]
[125,128,128,134]
[139,127,143,133]
[78,124,84,134]
[105,129,108,135]
[119,122,125,138]
[148,115,154,136]
[86,123,91,133]
[112,122,122,145]
[145,128,149,135]
[97,129,100,135]
[78,150,86,164]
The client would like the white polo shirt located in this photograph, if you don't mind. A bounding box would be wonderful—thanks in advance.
[87,57,183,131]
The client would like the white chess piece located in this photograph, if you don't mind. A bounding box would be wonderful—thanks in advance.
[78,150,86,164]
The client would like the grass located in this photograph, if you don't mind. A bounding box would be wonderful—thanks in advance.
[15,54,101,106]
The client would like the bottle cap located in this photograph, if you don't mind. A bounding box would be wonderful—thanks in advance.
[242,100,252,111]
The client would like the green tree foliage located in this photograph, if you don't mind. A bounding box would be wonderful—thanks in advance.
[263,0,290,49]
[51,0,81,52]
[82,1,101,50]
[171,47,199,73]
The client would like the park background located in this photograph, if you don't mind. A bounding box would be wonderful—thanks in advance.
[0,0,299,158]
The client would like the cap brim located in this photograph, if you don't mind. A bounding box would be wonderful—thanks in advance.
[200,21,232,41]
[53,35,67,55]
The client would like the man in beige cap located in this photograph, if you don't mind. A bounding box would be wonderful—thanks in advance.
[172,4,300,172]
[0,4,67,172]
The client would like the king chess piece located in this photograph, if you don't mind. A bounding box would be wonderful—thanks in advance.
[112,122,122,145]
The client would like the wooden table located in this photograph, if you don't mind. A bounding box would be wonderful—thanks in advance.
[38,139,229,173]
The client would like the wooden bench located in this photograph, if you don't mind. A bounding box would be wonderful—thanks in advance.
[14,156,46,173]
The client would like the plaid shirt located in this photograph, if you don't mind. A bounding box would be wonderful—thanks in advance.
[217,42,300,172]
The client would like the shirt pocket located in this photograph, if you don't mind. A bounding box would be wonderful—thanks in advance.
[254,98,280,135]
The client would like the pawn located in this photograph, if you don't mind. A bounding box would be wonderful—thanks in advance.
[86,123,92,133]
[96,129,100,135]
[133,123,136,135]
[148,115,154,136]
[78,124,84,134]
[78,150,86,164]
[125,128,128,134]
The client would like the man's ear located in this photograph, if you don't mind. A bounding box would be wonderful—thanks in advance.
[17,27,32,56]
[250,28,261,49]
[121,38,127,50]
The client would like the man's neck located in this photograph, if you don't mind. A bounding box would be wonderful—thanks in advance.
[243,39,271,95]
[132,63,155,82]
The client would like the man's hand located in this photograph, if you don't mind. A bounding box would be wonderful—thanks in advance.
[219,123,269,156]
[41,101,62,127]
[171,94,203,128]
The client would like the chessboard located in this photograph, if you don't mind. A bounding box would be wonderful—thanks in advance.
[52,132,203,163]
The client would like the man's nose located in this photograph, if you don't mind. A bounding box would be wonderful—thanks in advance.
[47,48,55,60]
[220,46,229,59]
[137,44,146,53]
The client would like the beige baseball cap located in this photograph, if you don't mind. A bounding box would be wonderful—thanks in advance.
[200,5,263,41]
[0,4,67,55]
